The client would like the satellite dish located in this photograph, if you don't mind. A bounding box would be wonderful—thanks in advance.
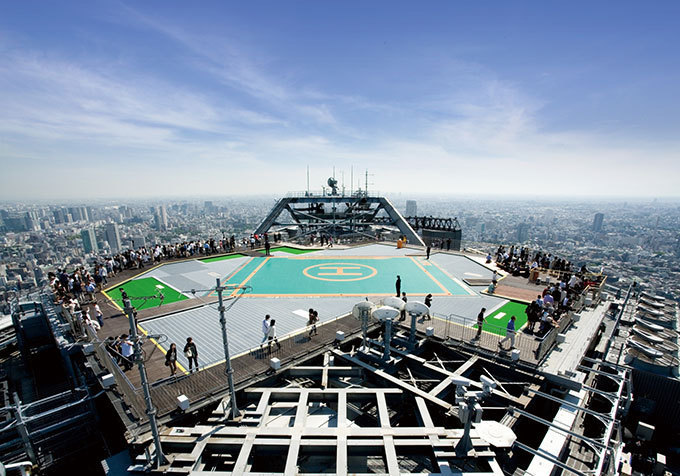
[405,301,429,316]
[372,306,400,322]
[352,301,376,319]
[382,296,405,311]
[474,421,517,448]
[327,177,338,195]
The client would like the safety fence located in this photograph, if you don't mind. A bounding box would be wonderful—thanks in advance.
[412,312,545,365]
[84,310,365,421]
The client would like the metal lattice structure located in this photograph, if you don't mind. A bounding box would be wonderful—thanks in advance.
[254,193,425,246]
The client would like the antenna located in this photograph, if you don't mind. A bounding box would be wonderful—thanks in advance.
[306,165,310,196]
[351,166,354,195]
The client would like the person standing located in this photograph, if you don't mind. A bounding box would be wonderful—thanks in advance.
[165,343,178,376]
[426,245,431,260]
[184,337,199,372]
[261,315,271,345]
[267,319,281,352]
[308,309,319,337]
[93,302,104,328]
[424,294,433,320]
[400,292,408,321]
[395,275,401,297]
[120,334,134,371]
[265,240,271,256]
[475,308,486,340]
[499,316,517,350]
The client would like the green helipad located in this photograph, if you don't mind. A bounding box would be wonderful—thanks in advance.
[105,277,188,310]
[477,301,528,336]
[218,255,475,297]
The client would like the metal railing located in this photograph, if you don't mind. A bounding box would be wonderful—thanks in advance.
[406,312,544,364]
[119,313,365,418]
[83,324,146,419]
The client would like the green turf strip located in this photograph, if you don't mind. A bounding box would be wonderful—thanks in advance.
[200,253,246,263]
[106,277,188,310]
[478,301,528,336]
[258,246,319,255]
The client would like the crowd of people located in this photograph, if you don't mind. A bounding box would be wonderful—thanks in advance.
[45,233,290,378]
[488,244,576,279]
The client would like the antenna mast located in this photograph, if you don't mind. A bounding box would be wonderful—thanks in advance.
[351,166,354,195]
[365,169,369,196]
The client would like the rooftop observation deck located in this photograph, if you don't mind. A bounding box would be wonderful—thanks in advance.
[69,242,607,441]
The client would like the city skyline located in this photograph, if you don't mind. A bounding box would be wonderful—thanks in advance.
[2,1,679,199]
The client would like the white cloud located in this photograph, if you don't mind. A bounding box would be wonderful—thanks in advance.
[1,9,678,200]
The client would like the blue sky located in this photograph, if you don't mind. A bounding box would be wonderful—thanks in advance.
[1,1,678,199]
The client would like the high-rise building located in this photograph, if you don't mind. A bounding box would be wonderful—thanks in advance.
[592,213,604,232]
[24,212,39,231]
[86,206,96,221]
[53,209,65,224]
[155,205,168,231]
[79,206,89,222]
[105,223,122,253]
[81,227,99,254]
[405,200,417,217]
[517,223,530,243]
[69,207,83,222]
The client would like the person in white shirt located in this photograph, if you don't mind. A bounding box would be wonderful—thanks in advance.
[93,303,104,327]
[267,319,281,352]
[120,335,134,371]
[261,314,271,345]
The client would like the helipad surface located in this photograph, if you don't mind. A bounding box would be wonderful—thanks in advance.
[217,255,474,297]
[108,244,524,372]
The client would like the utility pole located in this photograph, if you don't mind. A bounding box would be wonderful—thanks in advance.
[215,278,240,420]
[123,300,166,469]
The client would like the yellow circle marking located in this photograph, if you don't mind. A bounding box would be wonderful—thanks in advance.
[303,262,378,282]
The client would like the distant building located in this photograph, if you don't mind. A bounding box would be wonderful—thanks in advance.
[69,207,83,222]
[105,223,122,253]
[405,200,417,216]
[593,213,604,232]
[155,205,168,231]
[34,267,44,285]
[53,209,66,224]
[131,236,146,248]
[81,227,98,254]
[517,222,530,243]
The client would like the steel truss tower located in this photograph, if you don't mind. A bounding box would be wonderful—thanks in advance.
[254,194,425,246]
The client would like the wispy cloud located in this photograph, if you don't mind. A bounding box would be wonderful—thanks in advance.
[1,3,678,200]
